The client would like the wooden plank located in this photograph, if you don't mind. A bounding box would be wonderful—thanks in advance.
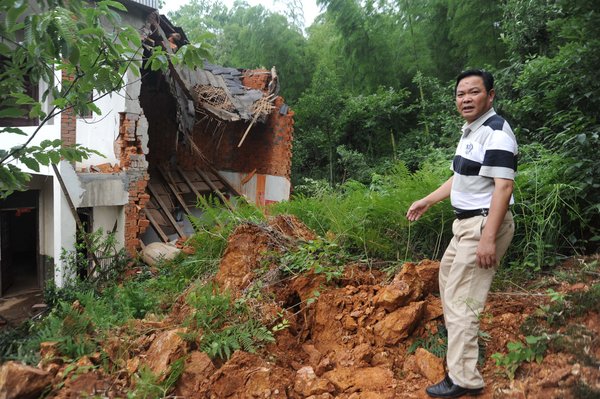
[144,209,170,243]
[147,182,186,237]
[205,163,243,197]
[195,167,233,210]
[195,168,233,210]
[176,166,205,201]
[241,169,257,185]
[176,182,191,194]
[256,173,266,205]
[158,166,192,216]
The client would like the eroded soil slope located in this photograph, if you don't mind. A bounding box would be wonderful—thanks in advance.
[3,215,599,398]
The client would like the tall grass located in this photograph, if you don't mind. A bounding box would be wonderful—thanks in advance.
[506,144,585,272]
[278,145,587,277]
[273,160,454,263]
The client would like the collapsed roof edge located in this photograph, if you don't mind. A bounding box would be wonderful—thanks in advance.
[151,14,279,125]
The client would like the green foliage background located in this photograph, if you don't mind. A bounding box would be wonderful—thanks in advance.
[170,0,599,265]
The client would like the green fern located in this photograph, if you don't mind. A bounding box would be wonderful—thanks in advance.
[186,283,232,330]
[408,323,448,359]
[128,366,164,399]
[199,320,274,360]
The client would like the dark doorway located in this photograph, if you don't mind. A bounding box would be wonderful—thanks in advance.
[76,208,93,279]
[0,207,38,297]
[0,190,39,297]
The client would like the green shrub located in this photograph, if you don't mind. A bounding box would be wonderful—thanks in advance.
[507,144,585,273]
[278,238,350,281]
[408,323,447,358]
[492,334,551,380]
[184,283,275,360]
[127,359,185,399]
[274,160,453,262]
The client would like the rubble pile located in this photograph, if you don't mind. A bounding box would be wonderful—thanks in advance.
[1,215,598,399]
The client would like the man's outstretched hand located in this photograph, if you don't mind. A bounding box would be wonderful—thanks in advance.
[406,199,430,222]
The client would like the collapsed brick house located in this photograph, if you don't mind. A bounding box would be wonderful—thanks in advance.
[0,0,293,297]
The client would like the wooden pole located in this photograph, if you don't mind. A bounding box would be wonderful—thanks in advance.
[51,163,102,277]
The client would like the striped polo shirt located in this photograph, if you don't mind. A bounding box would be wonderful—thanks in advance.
[451,108,518,211]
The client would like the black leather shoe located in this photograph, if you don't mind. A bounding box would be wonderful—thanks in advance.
[425,374,483,398]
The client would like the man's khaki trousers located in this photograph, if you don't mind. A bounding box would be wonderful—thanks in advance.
[439,211,514,389]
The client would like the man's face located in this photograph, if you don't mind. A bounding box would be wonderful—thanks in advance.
[455,76,495,123]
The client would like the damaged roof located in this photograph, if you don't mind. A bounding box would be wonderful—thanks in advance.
[148,14,278,137]
[176,62,265,122]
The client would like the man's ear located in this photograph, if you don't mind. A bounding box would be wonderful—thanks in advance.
[488,88,496,104]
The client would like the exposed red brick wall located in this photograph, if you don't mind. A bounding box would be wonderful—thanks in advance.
[60,72,76,147]
[242,69,270,90]
[139,68,293,180]
[117,112,150,254]
[177,69,294,178]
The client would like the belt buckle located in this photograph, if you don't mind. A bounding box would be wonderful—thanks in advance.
[481,209,489,217]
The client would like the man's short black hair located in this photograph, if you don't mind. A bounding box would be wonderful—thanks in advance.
[455,69,494,94]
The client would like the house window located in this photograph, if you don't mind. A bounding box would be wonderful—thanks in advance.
[0,56,39,127]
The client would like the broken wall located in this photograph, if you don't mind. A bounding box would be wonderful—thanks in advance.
[118,112,151,254]
[187,69,294,180]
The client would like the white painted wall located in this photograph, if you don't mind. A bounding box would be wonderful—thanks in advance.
[265,175,292,203]
[75,90,124,166]
[38,176,55,258]
[219,171,291,205]
[93,206,125,250]
[220,171,255,202]
[52,161,79,286]
[1,77,62,177]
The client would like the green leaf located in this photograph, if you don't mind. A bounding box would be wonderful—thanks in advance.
[9,21,25,33]
[29,103,44,119]
[20,157,40,172]
[52,98,69,108]
[0,127,27,136]
[33,152,50,166]
[13,93,37,105]
[525,335,542,345]
[100,0,128,12]
[48,151,61,164]
[68,46,80,65]
[0,42,11,56]
[6,3,27,32]
[88,103,101,116]
[0,108,25,118]
[78,27,105,36]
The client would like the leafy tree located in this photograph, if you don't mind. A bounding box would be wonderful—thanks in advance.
[292,64,347,184]
[502,0,600,250]
[317,0,408,92]
[446,0,507,69]
[0,0,209,197]
[336,86,411,163]
[424,0,463,80]
[501,0,558,61]
[222,4,312,101]
[170,1,312,102]
[165,0,224,49]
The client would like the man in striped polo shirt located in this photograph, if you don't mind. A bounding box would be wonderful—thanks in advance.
[406,69,517,398]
